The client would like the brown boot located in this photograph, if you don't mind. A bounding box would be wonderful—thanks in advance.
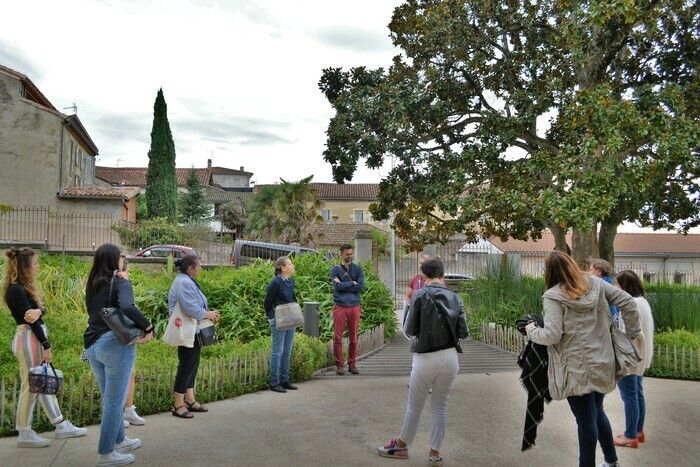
[336,365,346,375]
[349,366,359,375]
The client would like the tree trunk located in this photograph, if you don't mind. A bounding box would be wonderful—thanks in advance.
[571,226,598,268]
[598,219,619,268]
[549,223,569,253]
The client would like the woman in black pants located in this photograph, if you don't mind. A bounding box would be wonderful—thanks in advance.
[168,255,220,418]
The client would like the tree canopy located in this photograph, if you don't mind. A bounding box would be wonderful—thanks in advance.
[245,176,323,245]
[179,168,210,223]
[319,0,699,265]
[145,88,178,222]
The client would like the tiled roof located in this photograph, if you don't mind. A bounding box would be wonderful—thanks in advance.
[210,166,253,176]
[311,223,406,246]
[487,232,700,256]
[205,187,253,204]
[96,167,210,187]
[255,183,379,200]
[57,186,140,200]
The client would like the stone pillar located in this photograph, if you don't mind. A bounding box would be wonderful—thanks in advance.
[354,229,373,263]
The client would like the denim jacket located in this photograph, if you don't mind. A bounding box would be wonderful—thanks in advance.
[168,273,208,320]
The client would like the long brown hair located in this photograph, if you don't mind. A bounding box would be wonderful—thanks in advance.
[3,247,42,306]
[545,251,589,299]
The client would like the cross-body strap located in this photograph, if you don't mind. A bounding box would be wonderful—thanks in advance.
[107,274,117,308]
[424,288,462,352]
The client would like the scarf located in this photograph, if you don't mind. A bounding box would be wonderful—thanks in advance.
[516,314,551,451]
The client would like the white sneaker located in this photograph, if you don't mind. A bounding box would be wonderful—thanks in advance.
[123,420,129,429]
[54,420,88,439]
[96,451,135,466]
[123,405,145,426]
[115,436,142,453]
[17,429,50,448]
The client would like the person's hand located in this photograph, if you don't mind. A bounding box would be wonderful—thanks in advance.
[333,277,341,284]
[116,270,130,280]
[524,322,537,334]
[135,332,154,344]
[206,310,221,322]
[352,281,358,286]
[24,308,42,324]
[42,348,53,364]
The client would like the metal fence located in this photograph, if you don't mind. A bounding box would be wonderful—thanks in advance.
[0,206,116,251]
[475,323,700,380]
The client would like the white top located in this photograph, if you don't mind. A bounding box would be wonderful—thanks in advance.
[620,296,654,372]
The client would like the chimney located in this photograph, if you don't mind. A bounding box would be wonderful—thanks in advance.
[240,166,244,172]
[207,159,212,170]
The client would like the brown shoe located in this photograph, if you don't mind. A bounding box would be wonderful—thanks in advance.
[349,366,360,375]
[336,365,346,375]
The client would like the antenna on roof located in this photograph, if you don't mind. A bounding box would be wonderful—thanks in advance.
[116,159,123,167]
[62,103,77,114]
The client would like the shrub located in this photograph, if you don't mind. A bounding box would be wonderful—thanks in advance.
[654,329,700,349]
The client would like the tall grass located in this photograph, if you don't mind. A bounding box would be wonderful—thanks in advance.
[461,276,700,334]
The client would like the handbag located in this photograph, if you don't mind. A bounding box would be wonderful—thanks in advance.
[100,276,145,346]
[274,302,304,331]
[196,319,218,347]
[611,326,642,378]
[28,363,63,395]
[162,301,198,347]
[425,290,464,353]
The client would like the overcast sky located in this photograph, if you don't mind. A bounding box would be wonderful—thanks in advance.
[1,0,401,184]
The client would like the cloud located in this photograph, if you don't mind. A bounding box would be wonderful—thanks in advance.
[0,40,43,80]
[173,117,296,146]
[308,26,393,53]
[190,0,278,26]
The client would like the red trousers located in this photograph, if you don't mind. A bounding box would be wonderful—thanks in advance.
[333,304,361,367]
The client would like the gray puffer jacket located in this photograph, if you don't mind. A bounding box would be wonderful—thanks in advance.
[404,283,468,353]
[527,276,641,400]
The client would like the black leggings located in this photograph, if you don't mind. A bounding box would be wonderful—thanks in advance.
[174,340,201,394]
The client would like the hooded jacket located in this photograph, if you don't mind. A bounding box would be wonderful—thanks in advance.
[527,276,640,400]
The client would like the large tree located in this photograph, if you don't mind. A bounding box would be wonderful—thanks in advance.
[179,168,210,223]
[246,176,323,245]
[146,88,178,222]
[320,0,700,266]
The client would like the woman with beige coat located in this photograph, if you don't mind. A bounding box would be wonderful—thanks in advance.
[525,252,641,467]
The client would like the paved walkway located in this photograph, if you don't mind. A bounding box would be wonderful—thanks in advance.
[319,336,517,377]
[0,370,698,466]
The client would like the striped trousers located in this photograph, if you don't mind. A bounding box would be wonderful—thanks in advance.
[12,325,63,431]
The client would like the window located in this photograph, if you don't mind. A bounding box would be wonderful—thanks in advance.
[321,209,331,222]
[354,210,364,223]
[673,271,687,284]
[642,271,656,283]
[75,147,80,166]
[73,174,81,186]
[69,140,74,171]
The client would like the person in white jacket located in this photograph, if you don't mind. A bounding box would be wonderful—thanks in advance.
[614,270,654,449]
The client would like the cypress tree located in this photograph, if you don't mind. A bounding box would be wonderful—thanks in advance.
[145,88,178,221]
[179,168,210,223]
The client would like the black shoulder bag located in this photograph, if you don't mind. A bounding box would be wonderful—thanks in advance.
[425,290,463,353]
[100,275,145,346]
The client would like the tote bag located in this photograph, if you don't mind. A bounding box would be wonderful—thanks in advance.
[163,302,197,347]
[274,302,304,331]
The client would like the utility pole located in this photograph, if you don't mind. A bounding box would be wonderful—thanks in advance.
[389,155,396,302]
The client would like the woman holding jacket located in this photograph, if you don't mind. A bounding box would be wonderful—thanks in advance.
[264,256,299,393]
[525,251,641,467]
[378,258,468,467]
[3,247,86,448]
[168,254,220,419]
[85,244,154,466]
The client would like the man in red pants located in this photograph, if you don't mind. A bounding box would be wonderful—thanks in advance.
[330,243,365,375]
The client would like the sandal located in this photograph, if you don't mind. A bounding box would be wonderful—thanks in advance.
[171,405,194,419]
[185,400,208,413]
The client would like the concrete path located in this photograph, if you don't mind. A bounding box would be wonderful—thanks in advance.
[0,371,697,466]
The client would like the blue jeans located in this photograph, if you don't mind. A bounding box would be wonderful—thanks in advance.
[567,392,617,467]
[618,375,645,439]
[269,319,295,386]
[86,332,136,455]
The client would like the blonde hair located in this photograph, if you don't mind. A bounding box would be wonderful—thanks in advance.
[545,251,589,300]
[274,256,291,276]
[3,248,42,306]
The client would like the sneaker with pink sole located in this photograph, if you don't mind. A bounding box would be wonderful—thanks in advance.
[377,438,408,459]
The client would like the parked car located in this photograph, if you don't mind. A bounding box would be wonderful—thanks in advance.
[229,240,320,267]
[443,272,474,291]
[127,244,199,261]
